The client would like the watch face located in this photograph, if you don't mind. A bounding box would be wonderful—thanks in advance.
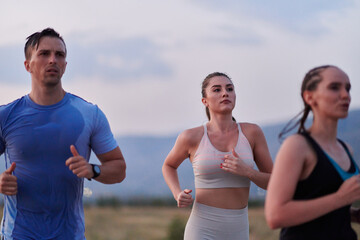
[94,165,101,175]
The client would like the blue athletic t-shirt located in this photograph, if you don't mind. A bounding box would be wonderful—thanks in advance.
[0,93,118,240]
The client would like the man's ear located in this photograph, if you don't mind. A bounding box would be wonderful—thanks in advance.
[24,60,31,73]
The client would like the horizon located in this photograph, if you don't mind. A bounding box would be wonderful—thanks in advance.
[112,107,360,138]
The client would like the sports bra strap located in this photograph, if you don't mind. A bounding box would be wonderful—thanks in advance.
[300,131,359,180]
[202,123,208,135]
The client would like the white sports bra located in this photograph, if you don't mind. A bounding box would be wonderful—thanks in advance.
[192,123,255,188]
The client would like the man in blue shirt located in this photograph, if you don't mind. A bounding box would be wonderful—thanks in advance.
[0,28,126,239]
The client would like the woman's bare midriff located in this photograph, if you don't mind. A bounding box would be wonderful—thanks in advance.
[195,188,250,209]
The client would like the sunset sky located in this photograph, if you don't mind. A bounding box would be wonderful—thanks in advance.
[1,0,359,136]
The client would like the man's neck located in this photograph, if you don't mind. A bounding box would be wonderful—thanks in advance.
[29,87,66,106]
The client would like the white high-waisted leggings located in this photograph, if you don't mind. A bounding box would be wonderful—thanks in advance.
[184,202,249,240]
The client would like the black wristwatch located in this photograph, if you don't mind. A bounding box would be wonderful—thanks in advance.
[91,164,101,179]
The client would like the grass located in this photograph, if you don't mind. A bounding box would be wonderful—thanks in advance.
[83,206,282,240]
[84,206,190,240]
[1,205,360,239]
[249,207,280,240]
[84,206,360,240]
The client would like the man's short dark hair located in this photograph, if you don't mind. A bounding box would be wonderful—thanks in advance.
[24,28,67,60]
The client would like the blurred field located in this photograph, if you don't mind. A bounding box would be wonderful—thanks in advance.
[0,206,359,239]
[84,206,360,240]
[84,206,280,240]
[84,206,190,240]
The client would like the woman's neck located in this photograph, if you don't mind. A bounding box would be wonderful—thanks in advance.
[308,116,338,144]
[208,114,235,133]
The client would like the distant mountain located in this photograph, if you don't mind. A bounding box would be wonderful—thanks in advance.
[1,109,359,201]
[85,108,360,200]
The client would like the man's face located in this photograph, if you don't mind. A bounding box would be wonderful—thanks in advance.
[24,36,67,87]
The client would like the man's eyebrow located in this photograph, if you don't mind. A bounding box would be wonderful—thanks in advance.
[37,49,66,55]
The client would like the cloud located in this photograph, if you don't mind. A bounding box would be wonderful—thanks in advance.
[0,0,359,136]
[192,0,355,35]
[204,24,264,46]
[65,37,173,82]
[0,37,173,85]
[0,45,28,84]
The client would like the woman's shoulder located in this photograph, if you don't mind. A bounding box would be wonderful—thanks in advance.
[239,122,265,139]
[239,122,261,132]
[280,133,313,155]
[283,133,309,145]
[237,122,265,148]
[274,134,318,174]
[177,125,204,147]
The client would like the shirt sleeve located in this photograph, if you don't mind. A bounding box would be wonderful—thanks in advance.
[0,134,4,155]
[0,114,5,155]
[90,106,118,155]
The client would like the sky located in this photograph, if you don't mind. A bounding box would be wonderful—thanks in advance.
[0,0,359,136]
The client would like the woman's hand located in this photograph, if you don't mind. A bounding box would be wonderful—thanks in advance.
[222,149,252,177]
[176,189,193,208]
[336,175,360,206]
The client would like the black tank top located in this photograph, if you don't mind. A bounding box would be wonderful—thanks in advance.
[280,132,358,240]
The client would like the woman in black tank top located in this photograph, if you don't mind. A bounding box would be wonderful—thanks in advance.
[265,65,360,240]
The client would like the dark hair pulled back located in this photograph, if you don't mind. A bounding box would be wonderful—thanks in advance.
[278,65,334,140]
